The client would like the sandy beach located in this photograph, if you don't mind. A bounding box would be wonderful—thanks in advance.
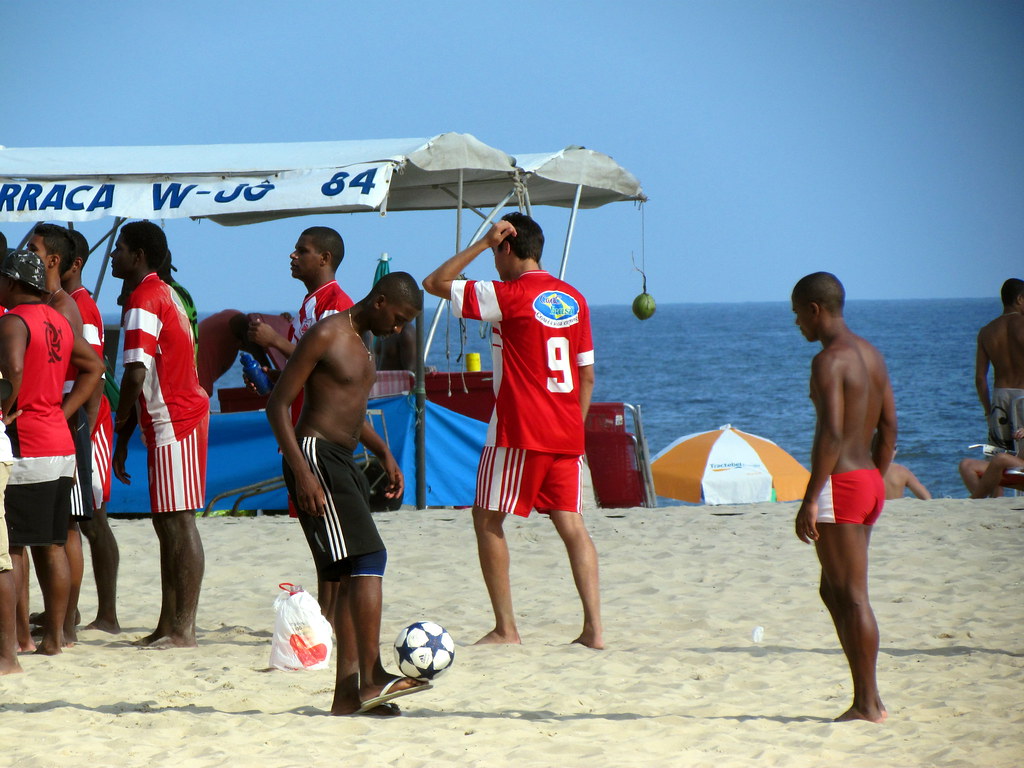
[0,497,1021,768]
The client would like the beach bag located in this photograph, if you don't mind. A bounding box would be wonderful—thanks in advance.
[269,583,332,671]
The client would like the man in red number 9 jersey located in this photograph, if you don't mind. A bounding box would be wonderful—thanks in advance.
[424,213,602,649]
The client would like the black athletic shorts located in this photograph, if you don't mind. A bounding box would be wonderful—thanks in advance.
[283,437,386,582]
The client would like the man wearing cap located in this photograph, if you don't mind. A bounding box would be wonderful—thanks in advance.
[0,250,104,655]
[111,221,209,648]
[29,223,105,646]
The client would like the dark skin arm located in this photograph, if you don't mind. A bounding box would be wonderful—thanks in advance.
[266,327,328,516]
[0,316,27,422]
[796,352,844,544]
[64,336,105,421]
[974,331,991,416]
[112,362,147,484]
[871,375,897,478]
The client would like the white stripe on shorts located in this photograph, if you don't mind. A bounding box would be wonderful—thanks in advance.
[152,428,204,513]
[816,477,836,524]
[70,470,88,519]
[475,446,526,515]
[300,436,349,561]
[91,420,112,508]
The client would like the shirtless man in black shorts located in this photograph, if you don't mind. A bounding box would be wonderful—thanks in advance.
[266,271,428,716]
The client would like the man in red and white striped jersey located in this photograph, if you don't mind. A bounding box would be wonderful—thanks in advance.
[245,226,354,615]
[424,213,603,649]
[246,225,353,361]
[63,229,120,634]
[111,221,209,648]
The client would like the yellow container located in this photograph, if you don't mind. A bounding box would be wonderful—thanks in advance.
[465,353,481,372]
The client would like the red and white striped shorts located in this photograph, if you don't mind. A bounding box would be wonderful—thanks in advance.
[91,411,113,508]
[146,415,209,514]
[475,446,584,518]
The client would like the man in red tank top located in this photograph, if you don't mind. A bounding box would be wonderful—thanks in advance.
[30,224,106,647]
[0,250,103,655]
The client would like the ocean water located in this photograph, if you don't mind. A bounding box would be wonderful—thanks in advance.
[425,298,997,501]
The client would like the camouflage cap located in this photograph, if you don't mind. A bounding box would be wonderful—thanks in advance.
[0,250,48,292]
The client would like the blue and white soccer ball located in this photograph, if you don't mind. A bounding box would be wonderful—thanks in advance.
[394,621,455,680]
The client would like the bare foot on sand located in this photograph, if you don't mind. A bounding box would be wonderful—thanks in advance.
[84,618,121,634]
[474,628,521,645]
[835,705,886,723]
[0,660,24,675]
[34,639,63,656]
[572,631,604,650]
[132,632,197,649]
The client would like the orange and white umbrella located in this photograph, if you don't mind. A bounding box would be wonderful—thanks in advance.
[651,424,809,505]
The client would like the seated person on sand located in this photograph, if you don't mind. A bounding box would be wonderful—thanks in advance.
[196,309,292,396]
[883,461,931,500]
[958,428,1024,498]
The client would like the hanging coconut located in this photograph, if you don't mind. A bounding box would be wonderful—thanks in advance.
[631,258,656,320]
[632,291,656,320]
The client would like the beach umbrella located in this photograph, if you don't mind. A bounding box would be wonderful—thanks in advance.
[373,252,391,287]
[651,424,809,505]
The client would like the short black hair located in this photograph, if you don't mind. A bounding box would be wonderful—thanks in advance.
[63,230,90,273]
[120,220,169,270]
[0,231,7,254]
[1000,278,1024,307]
[500,212,544,263]
[34,223,76,265]
[792,272,845,314]
[302,226,345,270]
[374,271,422,312]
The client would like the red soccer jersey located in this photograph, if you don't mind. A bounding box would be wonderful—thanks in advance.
[452,271,594,454]
[288,280,353,344]
[122,273,209,446]
[5,303,75,458]
[287,280,354,427]
[68,287,113,436]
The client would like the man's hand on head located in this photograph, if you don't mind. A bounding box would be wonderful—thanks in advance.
[484,220,517,249]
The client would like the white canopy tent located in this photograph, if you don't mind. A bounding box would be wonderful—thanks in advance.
[0,132,646,347]
[0,134,647,507]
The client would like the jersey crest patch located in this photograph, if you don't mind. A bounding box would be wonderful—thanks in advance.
[533,291,580,328]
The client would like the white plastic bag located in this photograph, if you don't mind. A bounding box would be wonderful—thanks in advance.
[269,582,333,671]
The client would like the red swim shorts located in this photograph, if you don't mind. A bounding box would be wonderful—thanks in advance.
[816,468,885,525]
[475,446,584,517]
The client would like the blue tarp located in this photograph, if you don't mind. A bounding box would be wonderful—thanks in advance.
[107,395,487,514]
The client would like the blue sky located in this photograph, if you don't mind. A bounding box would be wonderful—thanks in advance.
[2,1,1021,315]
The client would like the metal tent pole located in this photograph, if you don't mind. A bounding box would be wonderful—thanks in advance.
[414,300,426,509]
[557,184,583,280]
[423,189,517,360]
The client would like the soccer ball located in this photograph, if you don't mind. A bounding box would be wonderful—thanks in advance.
[394,621,455,680]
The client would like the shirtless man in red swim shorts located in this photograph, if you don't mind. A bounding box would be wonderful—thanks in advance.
[791,272,897,724]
